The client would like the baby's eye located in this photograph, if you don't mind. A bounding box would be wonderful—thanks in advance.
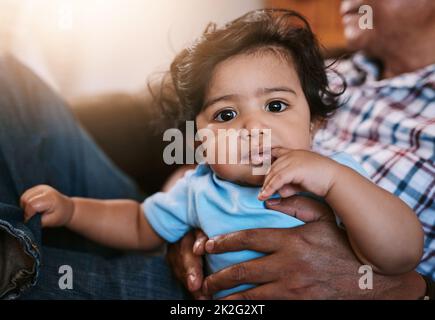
[265,100,288,113]
[214,109,237,122]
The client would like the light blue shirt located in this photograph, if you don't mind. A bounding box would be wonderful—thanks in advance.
[142,152,368,298]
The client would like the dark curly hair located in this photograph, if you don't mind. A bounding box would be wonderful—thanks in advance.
[152,8,345,128]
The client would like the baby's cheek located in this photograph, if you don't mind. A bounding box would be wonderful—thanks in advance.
[246,173,266,187]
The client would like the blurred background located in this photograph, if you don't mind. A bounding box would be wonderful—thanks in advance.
[0,0,346,101]
[0,0,347,193]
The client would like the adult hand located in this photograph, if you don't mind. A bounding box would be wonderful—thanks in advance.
[166,229,210,299]
[201,197,426,299]
[166,195,333,299]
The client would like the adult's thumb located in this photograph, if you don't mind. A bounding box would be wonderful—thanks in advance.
[265,197,298,216]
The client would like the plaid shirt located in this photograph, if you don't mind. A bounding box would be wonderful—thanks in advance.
[314,54,435,279]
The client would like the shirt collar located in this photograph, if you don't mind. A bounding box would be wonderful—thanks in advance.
[347,52,435,88]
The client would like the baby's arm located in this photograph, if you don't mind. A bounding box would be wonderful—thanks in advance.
[324,162,424,274]
[20,185,164,251]
[259,149,424,275]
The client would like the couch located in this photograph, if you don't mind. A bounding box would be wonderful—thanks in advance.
[71,91,180,196]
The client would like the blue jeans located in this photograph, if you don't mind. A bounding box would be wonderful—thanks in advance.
[0,54,186,299]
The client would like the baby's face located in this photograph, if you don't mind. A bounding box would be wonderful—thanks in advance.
[196,51,312,186]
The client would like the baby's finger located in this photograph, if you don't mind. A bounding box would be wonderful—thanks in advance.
[20,188,43,209]
[265,158,293,183]
[261,167,282,199]
[259,170,295,200]
[262,158,294,193]
[271,147,291,158]
[23,194,53,221]
[20,185,50,208]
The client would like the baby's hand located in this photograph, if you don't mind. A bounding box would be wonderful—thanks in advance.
[258,148,339,201]
[20,185,74,227]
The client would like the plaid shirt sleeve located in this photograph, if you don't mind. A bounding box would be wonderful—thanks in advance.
[314,53,435,280]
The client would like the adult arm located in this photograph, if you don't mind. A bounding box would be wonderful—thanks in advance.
[168,196,427,299]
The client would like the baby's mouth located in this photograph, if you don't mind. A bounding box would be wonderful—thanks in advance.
[250,151,270,165]
[240,145,278,167]
[249,151,276,167]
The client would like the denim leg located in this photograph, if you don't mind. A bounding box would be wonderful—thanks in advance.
[0,55,142,202]
[20,247,187,300]
[0,54,185,299]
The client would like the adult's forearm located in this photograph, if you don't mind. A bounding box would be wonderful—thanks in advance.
[371,271,426,299]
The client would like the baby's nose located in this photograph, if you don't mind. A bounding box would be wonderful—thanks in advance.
[242,115,270,133]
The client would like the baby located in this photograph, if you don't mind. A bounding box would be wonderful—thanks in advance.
[21,9,423,298]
